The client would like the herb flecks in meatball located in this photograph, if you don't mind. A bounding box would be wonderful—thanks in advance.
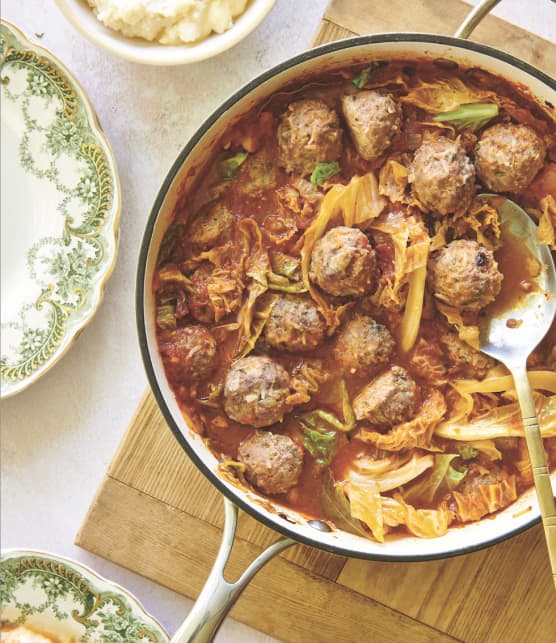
[277,99,343,176]
[309,226,377,297]
[409,135,475,215]
[475,123,546,193]
[238,431,303,494]
[429,239,503,312]
[189,202,234,249]
[440,332,496,379]
[341,91,402,160]
[224,356,291,428]
[264,295,326,352]
[353,366,419,427]
[159,325,217,382]
[334,316,395,375]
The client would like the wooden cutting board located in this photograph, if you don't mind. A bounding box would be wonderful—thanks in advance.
[76,2,556,641]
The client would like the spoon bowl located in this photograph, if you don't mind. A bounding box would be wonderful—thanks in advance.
[477,194,556,367]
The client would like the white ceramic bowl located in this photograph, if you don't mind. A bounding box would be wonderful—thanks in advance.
[54,0,276,66]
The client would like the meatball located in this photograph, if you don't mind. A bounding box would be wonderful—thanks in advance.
[223,356,291,428]
[341,91,402,160]
[353,366,419,426]
[159,325,217,382]
[429,239,503,311]
[334,316,396,375]
[189,262,215,323]
[238,431,303,494]
[189,202,234,249]
[309,226,377,297]
[440,332,496,379]
[474,123,546,193]
[409,135,475,215]
[264,295,326,352]
[277,99,343,176]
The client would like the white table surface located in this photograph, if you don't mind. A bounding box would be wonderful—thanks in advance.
[2,0,555,640]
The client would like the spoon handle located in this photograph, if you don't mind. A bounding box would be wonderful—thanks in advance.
[512,364,556,590]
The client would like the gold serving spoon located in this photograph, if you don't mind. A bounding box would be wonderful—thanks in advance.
[477,194,556,588]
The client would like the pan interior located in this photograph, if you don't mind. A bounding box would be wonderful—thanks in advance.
[138,35,555,561]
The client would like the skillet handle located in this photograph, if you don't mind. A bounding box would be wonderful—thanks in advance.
[455,0,502,39]
[170,498,295,643]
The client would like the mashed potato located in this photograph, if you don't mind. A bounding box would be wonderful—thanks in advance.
[88,0,249,44]
[0,625,72,643]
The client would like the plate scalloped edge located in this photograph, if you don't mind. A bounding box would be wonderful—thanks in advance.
[1,548,169,641]
[0,19,121,398]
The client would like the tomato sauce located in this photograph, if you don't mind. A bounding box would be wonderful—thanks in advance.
[154,57,556,538]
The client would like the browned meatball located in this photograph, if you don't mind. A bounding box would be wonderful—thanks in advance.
[277,99,343,176]
[223,356,291,428]
[189,262,215,323]
[429,240,503,312]
[238,431,303,494]
[264,295,326,352]
[353,366,419,426]
[159,325,217,382]
[334,316,395,375]
[341,91,402,160]
[309,226,377,297]
[440,332,496,379]
[475,123,546,193]
[409,135,475,215]
[189,202,234,249]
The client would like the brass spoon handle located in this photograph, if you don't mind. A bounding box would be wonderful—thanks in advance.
[512,364,556,589]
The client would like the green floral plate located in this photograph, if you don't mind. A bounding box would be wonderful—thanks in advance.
[0,20,120,398]
[1,550,169,641]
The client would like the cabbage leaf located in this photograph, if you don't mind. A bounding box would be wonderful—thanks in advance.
[310,162,340,186]
[436,394,556,440]
[403,454,465,504]
[351,452,434,493]
[433,102,499,132]
[401,77,497,113]
[358,388,447,451]
[537,195,556,249]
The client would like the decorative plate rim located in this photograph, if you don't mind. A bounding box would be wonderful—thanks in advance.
[1,548,170,641]
[0,19,121,399]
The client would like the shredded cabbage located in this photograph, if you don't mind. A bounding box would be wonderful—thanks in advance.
[451,466,517,523]
[436,394,556,440]
[403,454,465,504]
[358,389,447,451]
[451,198,501,251]
[348,473,450,541]
[300,173,386,325]
[351,452,434,493]
[433,102,499,132]
[401,77,497,113]
[234,220,271,356]
[288,360,330,406]
[435,301,480,350]
[537,195,556,249]
[369,210,430,318]
[453,371,556,396]
[378,159,409,203]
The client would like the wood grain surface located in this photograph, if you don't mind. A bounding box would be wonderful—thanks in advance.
[76,2,556,641]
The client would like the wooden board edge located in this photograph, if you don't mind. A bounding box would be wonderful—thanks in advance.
[311,18,357,47]
[75,475,459,643]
